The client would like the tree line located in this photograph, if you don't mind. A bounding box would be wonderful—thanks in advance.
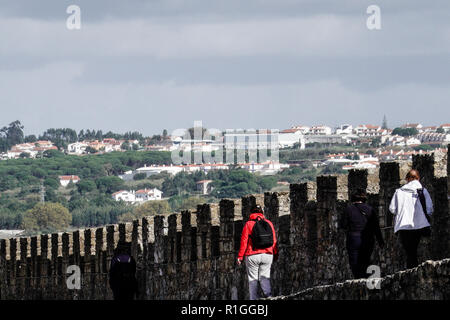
[0,120,170,152]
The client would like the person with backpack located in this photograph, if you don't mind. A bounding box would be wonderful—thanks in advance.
[109,241,138,300]
[237,205,278,300]
[389,169,433,269]
[341,189,385,279]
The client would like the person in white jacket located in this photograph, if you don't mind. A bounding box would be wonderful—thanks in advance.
[389,169,433,268]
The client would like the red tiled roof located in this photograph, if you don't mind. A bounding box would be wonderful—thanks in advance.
[59,175,80,181]
[281,128,301,133]
[136,188,155,194]
[402,123,420,128]
[34,146,58,151]
[112,190,126,196]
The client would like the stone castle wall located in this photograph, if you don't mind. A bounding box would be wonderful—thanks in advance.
[273,259,450,300]
[0,146,448,300]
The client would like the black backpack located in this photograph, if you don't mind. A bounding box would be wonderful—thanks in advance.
[250,217,274,249]
[417,188,432,237]
[417,188,431,222]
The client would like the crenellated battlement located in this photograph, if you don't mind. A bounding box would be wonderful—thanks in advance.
[0,146,448,300]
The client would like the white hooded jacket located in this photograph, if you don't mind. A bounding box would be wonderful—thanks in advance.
[389,180,433,233]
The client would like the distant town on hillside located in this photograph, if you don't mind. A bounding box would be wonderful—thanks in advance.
[0,119,448,237]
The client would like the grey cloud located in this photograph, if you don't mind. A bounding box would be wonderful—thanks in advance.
[73,55,450,91]
[1,0,449,21]
[0,0,449,135]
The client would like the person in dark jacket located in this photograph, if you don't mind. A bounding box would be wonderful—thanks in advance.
[341,189,384,279]
[109,241,138,300]
[237,205,278,300]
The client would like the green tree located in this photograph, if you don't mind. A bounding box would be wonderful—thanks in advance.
[0,208,23,229]
[436,127,445,134]
[66,180,76,189]
[95,176,124,194]
[43,149,64,158]
[85,146,97,154]
[44,177,60,190]
[322,164,345,174]
[44,188,58,202]
[39,128,78,146]
[133,173,147,180]
[392,127,419,137]
[22,202,72,233]
[370,137,381,148]
[257,176,277,190]
[77,179,97,194]
[119,200,171,222]
[121,141,130,150]
[31,168,46,179]
[169,195,205,212]
[24,135,37,143]
[0,120,24,152]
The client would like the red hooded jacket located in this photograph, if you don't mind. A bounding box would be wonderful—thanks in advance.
[237,212,278,260]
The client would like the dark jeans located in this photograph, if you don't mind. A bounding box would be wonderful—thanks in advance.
[346,232,374,279]
[398,229,422,269]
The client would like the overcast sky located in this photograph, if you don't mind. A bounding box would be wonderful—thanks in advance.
[0,0,449,136]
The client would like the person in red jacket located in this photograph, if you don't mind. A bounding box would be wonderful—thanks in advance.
[237,205,278,300]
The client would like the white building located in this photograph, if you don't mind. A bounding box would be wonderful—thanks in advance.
[112,190,136,202]
[7,140,57,159]
[385,135,406,146]
[183,163,229,173]
[421,126,437,133]
[289,125,310,134]
[309,126,332,135]
[401,123,423,132]
[385,135,421,147]
[7,150,31,159]
[439,123,450,133]
[336,124,353,135]
[405,137,421,146]
[68,142,89,155]
[279,128,305,149]
[135,188,163,202]
[102,138,122,152]
[417,133,450,144]
[353,125,385,137]
[135,164,184,176]
[112,188,162,203]
[145,144,175,152]
[59,175,80,187]
[239,161,289,175]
